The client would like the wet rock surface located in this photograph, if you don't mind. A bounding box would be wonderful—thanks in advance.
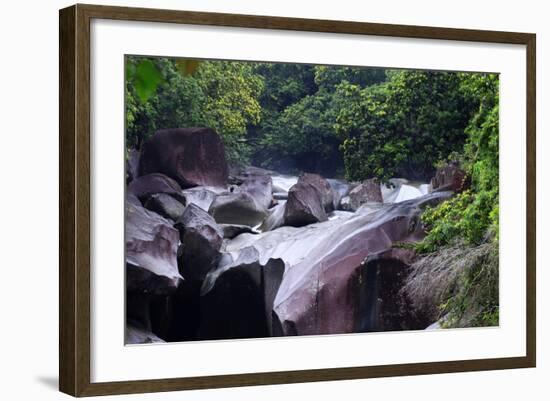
[125,201,182,294]
[272,192,451,335]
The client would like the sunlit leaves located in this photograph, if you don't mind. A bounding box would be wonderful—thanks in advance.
[127,59,163,103]
[416,72,500,251]
[126,58,203,105]
[336,70,476,182]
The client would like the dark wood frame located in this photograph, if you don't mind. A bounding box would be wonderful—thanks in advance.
[59,3,536,397]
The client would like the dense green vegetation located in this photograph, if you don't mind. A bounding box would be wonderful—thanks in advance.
[417,73,499,252]
[335,71,479,181]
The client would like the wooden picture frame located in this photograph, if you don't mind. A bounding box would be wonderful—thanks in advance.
[59,3,536,397]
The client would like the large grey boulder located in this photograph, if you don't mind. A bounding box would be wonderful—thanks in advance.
[209,175,273,227]
[238,174,273,210]
[125,201,182,294]
[283,174,334,227]
[301,173,335,212]
[138,128,229,188]
[341,178,382,211]
[127,173,186,204]
[181,187,220,212]
[210,192,268,227]
[144,193,186,221]
[273,192,452,336]
[175,204,223,281]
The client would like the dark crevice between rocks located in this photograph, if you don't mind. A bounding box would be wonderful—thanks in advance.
[355,251,431,332]
[155,279,204,342]
[198,260,285,341]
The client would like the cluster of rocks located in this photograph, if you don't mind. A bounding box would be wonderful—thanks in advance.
[125,127,466,343]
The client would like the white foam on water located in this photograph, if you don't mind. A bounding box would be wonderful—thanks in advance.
[393,184,423,203]
[271,175,298,193]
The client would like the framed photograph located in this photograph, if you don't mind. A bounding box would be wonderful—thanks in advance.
[59,4,536,397]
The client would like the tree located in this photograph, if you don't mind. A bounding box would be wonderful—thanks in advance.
[335,70,478,182]
[249,64,385,175]
[256,90,343,174]
[417,72,500,250]
[314,65,386,90]
[193,61,264,165]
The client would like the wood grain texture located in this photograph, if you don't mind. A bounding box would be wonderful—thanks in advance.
[59,5,76,396]
[525,34,536,367]
[59,3,537,397]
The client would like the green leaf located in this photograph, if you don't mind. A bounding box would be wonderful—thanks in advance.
[134,59,163,103]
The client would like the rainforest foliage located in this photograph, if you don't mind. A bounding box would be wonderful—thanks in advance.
[417,73,499,251]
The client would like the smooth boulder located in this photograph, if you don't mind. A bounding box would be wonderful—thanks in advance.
[127,173,185,204]
[238,174,273,210]
[138,128,229,188]
[210,192,268,227]
[181,187,220,212]
[301,173,335,212]
[175,204,223,281]
[209,175,272,227]
[126,201,182,294]
[259,201,286,232]
[341,178,382,211]
[283,174,334,227]
[144,193,186,221]
[273,192,452,336]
